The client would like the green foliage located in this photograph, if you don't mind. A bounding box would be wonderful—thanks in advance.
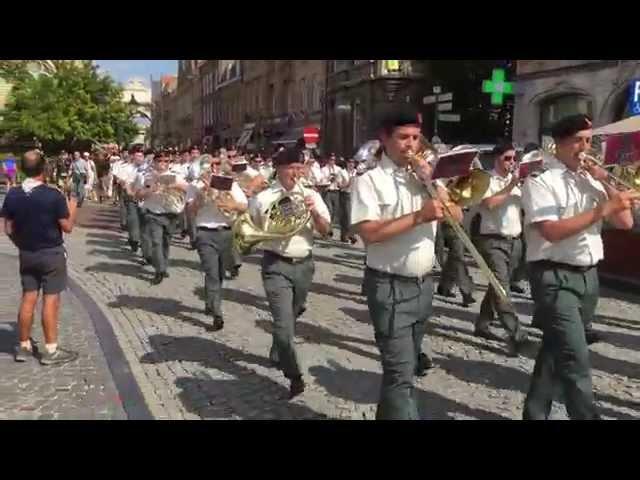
[0,61,138,153]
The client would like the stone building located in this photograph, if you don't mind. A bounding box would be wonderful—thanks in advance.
[513,60,640,146]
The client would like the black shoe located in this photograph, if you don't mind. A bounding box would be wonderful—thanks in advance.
[163,272,170,279]
[436,285,455,298]
[130,242,139,253]
[289,376,305,399]
[180,230,187,239]
[349,236,358,245]
[296,305,307,318]
[510,284,526,294]
[585,331,603,345]
[209,316,224,332]
[230,266,240,279]
[461,293,476,308]
[151,273,164,285]
[415,353,434,377]
[506,336,529,358]
[474,327,496,341]
[139,258,151,266]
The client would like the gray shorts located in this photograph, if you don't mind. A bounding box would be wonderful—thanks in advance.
[19,246,68,295]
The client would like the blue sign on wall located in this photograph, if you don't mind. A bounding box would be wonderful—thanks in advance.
[629,79,640,116]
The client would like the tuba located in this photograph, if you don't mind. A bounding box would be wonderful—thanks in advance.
[232,182,312,256]
[148,172,187,214]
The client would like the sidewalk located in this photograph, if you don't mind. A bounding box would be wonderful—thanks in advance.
[0,239,146,419]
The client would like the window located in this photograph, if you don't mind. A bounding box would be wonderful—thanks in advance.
[539,95,593,137]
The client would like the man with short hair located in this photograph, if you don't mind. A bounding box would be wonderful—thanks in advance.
[251,146,331,398]
[351,104,460,419]
[522,114,639,420]
[70,151,88,207]
[1,151,79,365]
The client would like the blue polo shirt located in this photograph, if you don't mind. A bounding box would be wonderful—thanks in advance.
[0,185,69,251]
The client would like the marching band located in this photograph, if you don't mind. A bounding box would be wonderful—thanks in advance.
[22,106,640,420]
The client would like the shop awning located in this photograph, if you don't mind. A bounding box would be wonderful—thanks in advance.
[593,116,640,136]
[272,127,304,145]
[272,125,320,146]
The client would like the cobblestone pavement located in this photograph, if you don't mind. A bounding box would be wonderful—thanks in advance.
[44,200,640,419]
[0,252,129,420]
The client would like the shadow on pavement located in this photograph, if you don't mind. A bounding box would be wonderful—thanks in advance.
[308,359,511,420]
[333,273,363,287]
[310,282,365,304]
[436,353,529,393]
[591,350,640,381]
[86,248,139,262]
[85,238,129,250]
[85,231,124,241]
[0,324,17,354]
[255,319,379,362]
[85,262,153,282]
[193,286,270,313]
[170,258,201,271]
[312,253,363,270]
[595,315,640,332]
[140,334,325,419]
[339,306,370,325]
[589,328,640,352]
[108,294,212,331]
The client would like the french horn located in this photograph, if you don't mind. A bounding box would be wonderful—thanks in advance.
[232,184,312,256]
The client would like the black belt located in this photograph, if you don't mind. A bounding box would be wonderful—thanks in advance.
[530,260,596,274]
[264,250,312,264]
[478,233,521,241]
[366,267,431,284]
[148,211,178,217]
[198,226,230,231]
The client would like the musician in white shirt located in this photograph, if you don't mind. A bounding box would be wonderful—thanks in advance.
[133,152,189,285]
[320,153,346,238]
[337,158,358,243]
[186,156,248,331]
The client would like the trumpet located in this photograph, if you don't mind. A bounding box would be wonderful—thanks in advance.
[578,151,640,192]
[407,140,512,307]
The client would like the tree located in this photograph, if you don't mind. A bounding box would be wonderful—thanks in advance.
[0,61,138,153]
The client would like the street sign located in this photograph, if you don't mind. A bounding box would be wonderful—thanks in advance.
[482,68,514,106]
[423,95,437,105]
[629,79,640,116]
[303,126,320,146]
[438,114,461,122]
[437,93,453,102]
[433,86,442,94]
[438,102,453,112]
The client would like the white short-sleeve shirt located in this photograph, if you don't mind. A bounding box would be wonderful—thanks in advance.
[249,181,330,259]
[186,180,248,228]
[350,153,437,278]
[321,164,345,191]
[522,156,607,267]
[477,169,522,237]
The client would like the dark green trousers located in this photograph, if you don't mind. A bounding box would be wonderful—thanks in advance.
[124,194,142,245]
[145,212,177,274]
[364,267,433,420]
[262,252,314,380]
[195,227,232,318]
[435,224,447,269]
[476,235,524,341]
[523,262,599,420]
[439,222,474,297]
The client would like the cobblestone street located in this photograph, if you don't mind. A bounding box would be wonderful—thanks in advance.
[2,198,639,420]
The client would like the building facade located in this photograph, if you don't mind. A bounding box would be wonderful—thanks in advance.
[513,60,640,146]
[121,78,152,146]
[150,75,178,148]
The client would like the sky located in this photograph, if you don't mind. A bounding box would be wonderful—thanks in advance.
[94,60,177,86]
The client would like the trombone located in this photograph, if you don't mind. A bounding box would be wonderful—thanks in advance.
[407,141,512,307]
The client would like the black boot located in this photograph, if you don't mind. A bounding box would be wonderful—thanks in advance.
[289,376,305,399]
[151,272,164,285]
[461,293,476,308]
[130,241,139,253]
[415,353,435,377]
[436,285,455,298]
[209,316,224,332]
[585,330,603,345]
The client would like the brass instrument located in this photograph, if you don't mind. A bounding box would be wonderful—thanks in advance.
[151,173,187,214]
[232,183,312,256]
[198,170,237,221]
[578,151,640,193]
[407,139,512,307]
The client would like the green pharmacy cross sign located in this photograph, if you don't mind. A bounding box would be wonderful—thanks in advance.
[482,68,514,105]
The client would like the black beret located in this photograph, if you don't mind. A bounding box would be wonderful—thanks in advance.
[274,146,305,167]
[378,103,422,131]
[551,114,593,140]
